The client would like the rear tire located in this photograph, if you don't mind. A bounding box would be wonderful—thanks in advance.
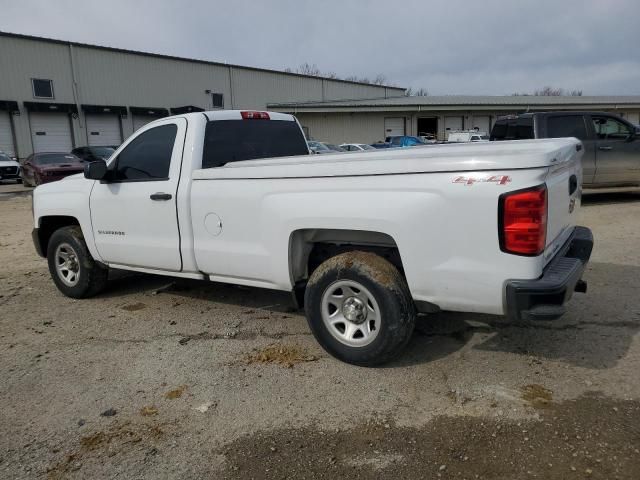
[304,251,415,366]
[47,226,109,298]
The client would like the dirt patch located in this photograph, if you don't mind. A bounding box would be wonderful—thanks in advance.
[120,302,147,312]
[244,344,318,368]
[164,385,187,399]
[521,384,554,408]
[139,405,158,416]
[308,251,400,289]
[47,421,166,479]
[220,393,640,479]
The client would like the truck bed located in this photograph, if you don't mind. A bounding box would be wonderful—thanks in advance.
[193,138,581,180]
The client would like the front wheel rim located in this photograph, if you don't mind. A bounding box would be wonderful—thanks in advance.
[320,280,381,347]
[55,243,81,287]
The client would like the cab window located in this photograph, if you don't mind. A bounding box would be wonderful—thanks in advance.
[114,124,177,181]
[592,116,632,140]
[547,115,588,140]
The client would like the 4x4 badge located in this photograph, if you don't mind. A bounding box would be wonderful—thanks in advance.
[453,175,512,186]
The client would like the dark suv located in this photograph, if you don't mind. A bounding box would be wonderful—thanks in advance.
[71,146,117,162]
[491,112,640,189]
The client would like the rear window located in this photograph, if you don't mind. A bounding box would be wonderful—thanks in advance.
[547,115,588,140]
[202,120,309,169]
[491,117,534,141]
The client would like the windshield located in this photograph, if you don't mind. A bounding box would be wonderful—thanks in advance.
[34,154,81,165]
[308,141,330,151]
[325,144,344,151]
[0,153,13,162]
[89,147,115,157]
[359,144,375,150]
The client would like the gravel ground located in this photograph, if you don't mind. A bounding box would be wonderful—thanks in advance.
[1,184,639,479]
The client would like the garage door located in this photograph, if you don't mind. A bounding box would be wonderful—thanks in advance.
[133,115,158,132]
[86,114,122,146]
[444,116,464,132]
[0,112,16,157]
[471,116,491,134]
[384,117,405,138]
[30,112,73,153]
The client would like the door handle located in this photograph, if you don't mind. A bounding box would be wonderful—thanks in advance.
[150,192,172,201]
[598,146,612,151]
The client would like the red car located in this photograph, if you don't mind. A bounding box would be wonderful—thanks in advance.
[21,152,84,187]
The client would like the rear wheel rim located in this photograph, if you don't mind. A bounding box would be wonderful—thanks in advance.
[320,280,381,347]
[55,243,80,287]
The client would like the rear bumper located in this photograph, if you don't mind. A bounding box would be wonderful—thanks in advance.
[505,226,593,321]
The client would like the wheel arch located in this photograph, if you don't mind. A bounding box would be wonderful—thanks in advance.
[288,228,405,304]
[35,215,81,258]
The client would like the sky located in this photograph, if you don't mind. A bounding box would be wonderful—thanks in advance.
[1,0,639,95]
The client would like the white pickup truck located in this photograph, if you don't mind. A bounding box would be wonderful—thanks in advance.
[32,110,593,366]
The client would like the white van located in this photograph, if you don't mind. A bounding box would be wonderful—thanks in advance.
[447,130,489,143]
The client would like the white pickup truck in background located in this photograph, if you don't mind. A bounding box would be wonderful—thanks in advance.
[31,110,593,366]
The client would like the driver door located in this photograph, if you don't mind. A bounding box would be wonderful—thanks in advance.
[590,114,640,185]
[89,118,186,271]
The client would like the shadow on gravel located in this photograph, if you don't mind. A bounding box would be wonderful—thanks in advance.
[473,262,640,369]
[387,261,640,369]
[99,260,639,370]
[581,191,640,206]
[101,270,297,313]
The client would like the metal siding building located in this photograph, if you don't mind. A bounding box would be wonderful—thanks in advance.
[0,32,404,158]
[271,96,640,143]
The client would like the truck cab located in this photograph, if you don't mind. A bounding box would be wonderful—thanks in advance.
[490,112,640,188]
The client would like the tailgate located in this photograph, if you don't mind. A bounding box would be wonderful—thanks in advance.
[543,142,583,265]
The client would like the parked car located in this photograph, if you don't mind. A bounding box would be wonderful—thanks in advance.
[370,142,392,149]
[387,135,428,147]
[307,141,345,154]
[0,151,21,183]
[447,130,490,143]
[490,112,640,189]
[340,143,376,152]
[32,110,592,366]
[21,152,84,187]
[71,146,117,162]
[418,134,438,144]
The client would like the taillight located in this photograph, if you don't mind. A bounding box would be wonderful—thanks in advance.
[499,185,547,256]
[241,111,270,120]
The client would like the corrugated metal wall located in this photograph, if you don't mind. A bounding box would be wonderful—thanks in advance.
[0,34,401,158]
[295,113,405,144]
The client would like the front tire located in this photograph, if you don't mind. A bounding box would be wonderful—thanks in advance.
[304,251,416,366]
[47,226,108,298]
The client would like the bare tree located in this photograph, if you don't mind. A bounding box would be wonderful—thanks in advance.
[405,87,429,97]
[297,62,321,76]
[371,74,388,86]
[285,64,392,86]
[514,86,583,96]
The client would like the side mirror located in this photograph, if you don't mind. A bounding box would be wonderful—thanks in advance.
[84,160,108,181]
